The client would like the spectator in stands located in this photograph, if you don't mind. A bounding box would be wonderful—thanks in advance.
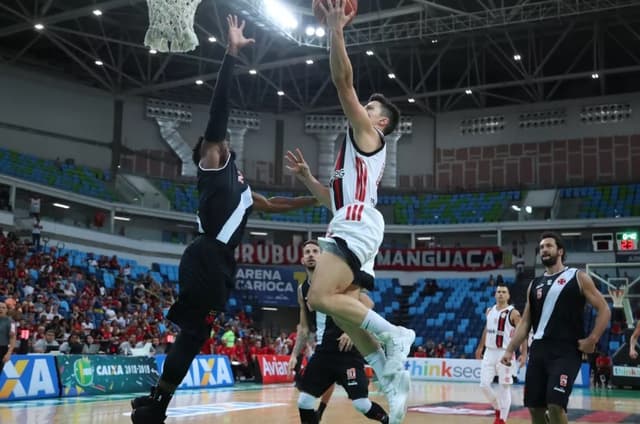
[221,325,236,349]
[33,329,59,353]
[82,335,100,354]
[425,340,435,356]
[59,333,83,354]
[119,334,138,355]
[32,218,43,252]
[434,342,446,358]
[496,274,504,285]
[425,280,438,296]
[487,275,495,287]
[230,338,250,381]
[594,350,612,389]
[275,331,292,355]
[512,249,525,275]
[413,346,427,357]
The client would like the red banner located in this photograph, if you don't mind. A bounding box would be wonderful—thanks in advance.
[234,243,503,271]
[255,355,294,384]
[375,247,503,271]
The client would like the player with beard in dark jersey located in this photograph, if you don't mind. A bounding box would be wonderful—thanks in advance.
[130,16,318,424]
[288,240,388,424]
[501,231,610,424]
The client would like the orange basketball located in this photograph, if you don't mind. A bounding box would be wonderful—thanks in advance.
[312,0,358,26]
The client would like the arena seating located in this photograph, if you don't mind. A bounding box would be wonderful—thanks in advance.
[559,184,640,218]
[0,147,115,201]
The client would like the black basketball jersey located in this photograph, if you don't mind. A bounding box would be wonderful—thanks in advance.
[195,152,253,249]
[529,267,586,345]
[301,279,359,356]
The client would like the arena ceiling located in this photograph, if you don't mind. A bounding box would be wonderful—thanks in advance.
[1,0,640,115]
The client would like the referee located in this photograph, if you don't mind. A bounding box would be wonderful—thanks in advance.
[0,302,16,374]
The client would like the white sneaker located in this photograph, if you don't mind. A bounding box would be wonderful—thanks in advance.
[382,369,411,424]
[380,326,415,375]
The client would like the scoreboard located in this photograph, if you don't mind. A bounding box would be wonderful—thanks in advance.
[616,231,638,251]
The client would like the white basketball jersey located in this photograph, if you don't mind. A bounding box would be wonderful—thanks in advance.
[485,304,515,349]
[328,128,386,214]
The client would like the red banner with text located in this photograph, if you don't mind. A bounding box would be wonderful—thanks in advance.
[235,244,503,271]
[255,355,294,384]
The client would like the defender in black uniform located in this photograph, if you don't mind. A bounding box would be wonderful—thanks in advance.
[289,240,388,424]
[131,16,317,424]
[501,232,610,424]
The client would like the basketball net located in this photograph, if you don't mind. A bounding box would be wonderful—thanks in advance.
[609,286,627,309]
[145,0,202,53]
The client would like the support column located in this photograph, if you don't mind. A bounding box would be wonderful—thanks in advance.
[228,127,248,172]
[9,184,16,211]
[315,133,338,185]
[380,132,402,188]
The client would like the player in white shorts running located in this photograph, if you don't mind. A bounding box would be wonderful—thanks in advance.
[475,284,527,424]
[285,2,414,423]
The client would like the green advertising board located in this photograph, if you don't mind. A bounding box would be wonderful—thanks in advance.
[56,355,159,397]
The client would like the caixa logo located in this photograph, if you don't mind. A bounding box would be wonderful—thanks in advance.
[0,357,59,400]
[157,355,234,389]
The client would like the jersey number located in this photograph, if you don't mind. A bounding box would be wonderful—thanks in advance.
[345,204,364,221]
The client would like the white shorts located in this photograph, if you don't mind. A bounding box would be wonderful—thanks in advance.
[319,202,384,276]
[481,348,516,386]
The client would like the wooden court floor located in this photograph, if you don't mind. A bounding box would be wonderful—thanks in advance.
[0,381,638,424]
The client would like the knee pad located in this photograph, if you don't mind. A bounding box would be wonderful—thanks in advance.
[298,392,317,410]
[352,397,372,414]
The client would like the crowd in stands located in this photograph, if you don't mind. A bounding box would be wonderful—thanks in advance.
[0,228,306,381]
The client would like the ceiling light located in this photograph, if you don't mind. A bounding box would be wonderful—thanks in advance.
[249,69,257,75]
[591,73,599,79]
[513,54,521,61]
[250,231,268,236]
[94,60,103,66]
[261,307,278,311]
[277,90,285,96]
[53,203,70,209]
[387,73,396,79]
[408,98,415,103]
[561,232,582,237]
[208,36,217,43]
[525,205,533,214]
[511,204,521,212]
[113,216,131,222]
[34,23,44,31]
[365,50,374,56]
[264,0,298,29]
[149,49,158,55]
[92,9,102,16]
[465,89,473,95]
[416,236,433,241]
[305,26,316,36]
[431,39,438,44]
[315,27,325,37]
[306,59,314,65]
[195,79,204,85]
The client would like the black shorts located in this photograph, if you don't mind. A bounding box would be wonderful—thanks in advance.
[297,351,369,400]
[524,340,582,410]
[167,235,235,330]
[0,346,7,374]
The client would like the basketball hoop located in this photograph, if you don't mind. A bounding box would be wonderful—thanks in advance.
[145,0,202,53]
[609,286,627,309]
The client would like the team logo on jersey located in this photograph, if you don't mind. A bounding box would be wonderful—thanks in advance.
[346,367,357,380]
[557,278,566,285]
[559,374,568,387]
[329,169,345,185]
[536,288,543,299]
[547,280,552,286]
[500,312,507,319]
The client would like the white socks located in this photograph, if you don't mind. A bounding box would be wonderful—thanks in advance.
[361,310,396,336]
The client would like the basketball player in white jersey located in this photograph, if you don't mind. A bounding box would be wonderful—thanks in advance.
[285,2,414,423]
[475,284,527,424]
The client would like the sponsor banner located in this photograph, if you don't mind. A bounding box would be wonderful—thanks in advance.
[0,355,60,401]
[155,355,234,389]
[57,355,159,397]
[376,247,503,271]
[405,358,590,387]
[255,355,294,384]
[613,365,640,378]
[234,243,503,272]
[232,265,304,307]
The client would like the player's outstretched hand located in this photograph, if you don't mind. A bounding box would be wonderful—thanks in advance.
[500,352,512,367]
[227,14,255,55]
[285,148,313,181]
[337,333,353,351]
[317,0,356,31]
